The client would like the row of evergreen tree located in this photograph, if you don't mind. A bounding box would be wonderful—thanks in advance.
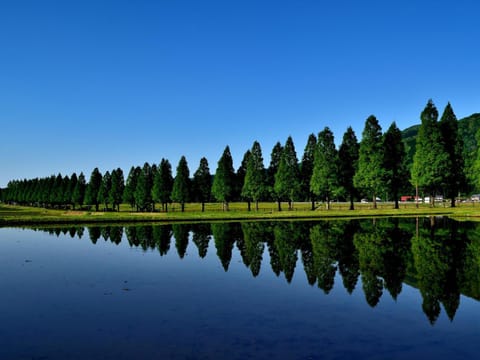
[1,100,466,211]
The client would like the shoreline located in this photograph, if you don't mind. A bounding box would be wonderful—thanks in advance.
[2,203,477,227]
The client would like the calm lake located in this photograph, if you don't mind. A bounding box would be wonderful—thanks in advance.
[1,217,479,359]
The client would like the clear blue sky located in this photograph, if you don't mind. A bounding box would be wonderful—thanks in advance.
[1,0,479,187]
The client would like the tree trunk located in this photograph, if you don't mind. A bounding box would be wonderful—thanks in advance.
[349,196,354,210]
[372,194,377,209]
[326,196,330,210]
[201,202,205,212]
[277,200,282,211]
[415,184,419,209]
[181,202,185,212]
[288,200,292,210]
[450,197,455,208]
[247,201,251,211]
[311,198,315,211]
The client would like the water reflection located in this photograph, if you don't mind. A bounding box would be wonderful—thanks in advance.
[31,217,480,325]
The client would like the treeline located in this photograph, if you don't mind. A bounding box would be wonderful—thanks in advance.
[0,100,468,211]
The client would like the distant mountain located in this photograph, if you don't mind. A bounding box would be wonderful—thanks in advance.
[401,113,480,191]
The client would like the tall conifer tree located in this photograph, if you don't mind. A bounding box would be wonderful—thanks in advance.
[171,156,190,212]
[85,168,102,211]
[354,115,384,209]
[300,133,317,210]
[72,172,86,209]
[274,136,300,211]
[98,171,112,210]
[109,168,125,211]
[212,146,236,211]
[135,163,153,211]
[338,127,359,210]
[310,127,339,210]
[411,100,450,206]
[236,150,251,205]
[439,103,465,207]
[267,142,283,201]
[123,166,141,210]
[242,141,266,211]
[192,157,212,212]
[152,158,174,212]
[383,122,408,209]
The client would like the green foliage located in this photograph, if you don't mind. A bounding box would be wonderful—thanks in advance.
[212,222,236,271]
[383,122,408,208]
[134,163,154,211]
[300,133,317,203]
[109,168,125,211]
[310,127,339,209]
[274,136,300,209]
[191,223,211,258]
[338,127,359,210]
[411,218,467,323]
[235,150,251,202]
[411,100,450,202]
[152,158,174,211]
[98,171,112,210]
[402,112,480,192]
[171,156,190,212]
[192,157,212,211]
[354,115,384,207]
[50,174,64,206]
[85,168,102,211]
[72,172,86,208]
[123,166,139,209]
[242,141,266,210]
[4,100,479,211]
[459,113,480,191]
[273,222,299,282]
[173,224,190,258]
[310,223,339,293]
[439,103,465,205]
[266,141,283,199]
[212,146,236,210]
[241,222,266,276]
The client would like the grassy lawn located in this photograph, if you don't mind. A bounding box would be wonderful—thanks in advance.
[1,201,480,226]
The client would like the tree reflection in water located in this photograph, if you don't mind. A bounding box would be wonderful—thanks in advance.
[33,216,480,324]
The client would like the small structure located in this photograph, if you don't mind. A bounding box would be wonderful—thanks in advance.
[400,195,419,202]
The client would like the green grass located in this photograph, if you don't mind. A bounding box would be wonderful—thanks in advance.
[2,201,480,226]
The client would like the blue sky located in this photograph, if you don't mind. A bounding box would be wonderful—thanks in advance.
[1,0,479,187]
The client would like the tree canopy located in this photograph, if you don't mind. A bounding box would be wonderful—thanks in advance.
[171,156,190,212]
[354,115,384,209]
[212,146,236,211]
[242,141,266,211]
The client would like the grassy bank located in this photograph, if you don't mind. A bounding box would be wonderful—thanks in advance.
[2,201,480,226]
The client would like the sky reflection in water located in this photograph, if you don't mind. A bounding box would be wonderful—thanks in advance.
[0,217,479,359]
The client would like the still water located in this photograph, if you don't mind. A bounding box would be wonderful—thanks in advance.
[0,217,479,359]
